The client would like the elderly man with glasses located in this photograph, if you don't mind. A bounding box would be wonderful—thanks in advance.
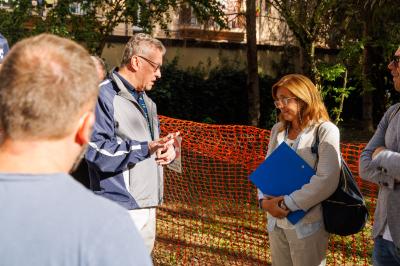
[85,33,179,253]
[360,48,400,266]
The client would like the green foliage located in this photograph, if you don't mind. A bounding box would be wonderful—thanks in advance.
[148,57,210,123]
[270,0,340,79]
[148,56,275,127]
[319,63,346,82]
[1,0,228,55]
[0,0,32,44]
[316,40,367,125]
[318,63,355,125]
[330,0,400,124]
[271,0,400,126]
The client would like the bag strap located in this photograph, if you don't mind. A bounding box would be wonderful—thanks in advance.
[312,122,347,190]
[311,123,323,171]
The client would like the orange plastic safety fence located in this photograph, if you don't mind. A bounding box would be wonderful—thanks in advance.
[154,116,376,266]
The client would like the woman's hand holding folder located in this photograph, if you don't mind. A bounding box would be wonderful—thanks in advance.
[260,196,290,219]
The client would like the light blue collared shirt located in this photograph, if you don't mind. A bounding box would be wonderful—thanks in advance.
[258,127,322,239]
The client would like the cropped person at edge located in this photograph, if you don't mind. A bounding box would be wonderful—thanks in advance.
[360,48,400,266]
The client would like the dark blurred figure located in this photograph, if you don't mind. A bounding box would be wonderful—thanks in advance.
[91,55,107,81]
[0,33,9,66]
[71,55,107,188]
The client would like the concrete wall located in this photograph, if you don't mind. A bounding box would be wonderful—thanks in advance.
[101,40,302,78]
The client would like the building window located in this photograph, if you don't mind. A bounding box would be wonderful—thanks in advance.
[178,0,245,30]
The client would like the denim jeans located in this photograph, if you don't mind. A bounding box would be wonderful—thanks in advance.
[373,236,400,266]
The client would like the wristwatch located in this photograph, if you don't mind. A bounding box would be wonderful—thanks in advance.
[278,200,289,211]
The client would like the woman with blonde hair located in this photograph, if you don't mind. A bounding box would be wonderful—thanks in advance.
[259,74,341,266]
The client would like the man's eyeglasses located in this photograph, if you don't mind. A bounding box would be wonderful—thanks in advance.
[391,55,400,67]
[137,55,161,72]
[274,97,297,108]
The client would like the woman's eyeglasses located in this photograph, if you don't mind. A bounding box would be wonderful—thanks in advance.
[274,97,297,108]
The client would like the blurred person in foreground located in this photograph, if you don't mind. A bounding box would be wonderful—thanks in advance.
[91,55,107,81]
[0,32,9,66]
[360,48,400,266]
[0,33,9,139]
[0,33,152,266]
[259,74,341,266]
[85,33,179,253]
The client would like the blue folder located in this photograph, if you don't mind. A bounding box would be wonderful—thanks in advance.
[250,142,315,225]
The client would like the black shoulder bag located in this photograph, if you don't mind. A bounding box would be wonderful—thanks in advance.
[312,124,368,236]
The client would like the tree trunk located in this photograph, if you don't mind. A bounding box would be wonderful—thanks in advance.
[246,0,260,127]
[97,38,107,56]
[361,11,374,132]
[299,46,305,75]
[335,69,348,125]
[301,42,318,84]
[309,42,319,86]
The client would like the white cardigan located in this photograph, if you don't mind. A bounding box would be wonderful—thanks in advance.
[261,121,341,228]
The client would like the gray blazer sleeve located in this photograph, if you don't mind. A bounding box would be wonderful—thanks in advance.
[359,104,400,186]
[288,122,341,211]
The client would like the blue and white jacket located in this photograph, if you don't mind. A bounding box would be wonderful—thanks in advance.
[85,71,163,210]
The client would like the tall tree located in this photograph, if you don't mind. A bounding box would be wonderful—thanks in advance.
[269,0,400,130]
[270,0,339,82]
[0,0,33,44]
[332,0,400,131]
[246,0,260,126]
[358,0,400,131]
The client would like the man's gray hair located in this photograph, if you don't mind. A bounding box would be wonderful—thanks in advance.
[121,33,166,66]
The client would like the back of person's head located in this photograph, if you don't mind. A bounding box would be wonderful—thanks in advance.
[0,33,9,64]
[0,34,98,141]
[91,55,107,81]
[272,74,330,129]
[120,33,166,67]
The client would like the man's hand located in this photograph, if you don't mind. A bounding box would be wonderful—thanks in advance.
[148,132,179,155]
[148,132,180,165]
[372,146,385,160]
[260,196,289,219]
[156,132,180,165]
[155,144,176,165]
